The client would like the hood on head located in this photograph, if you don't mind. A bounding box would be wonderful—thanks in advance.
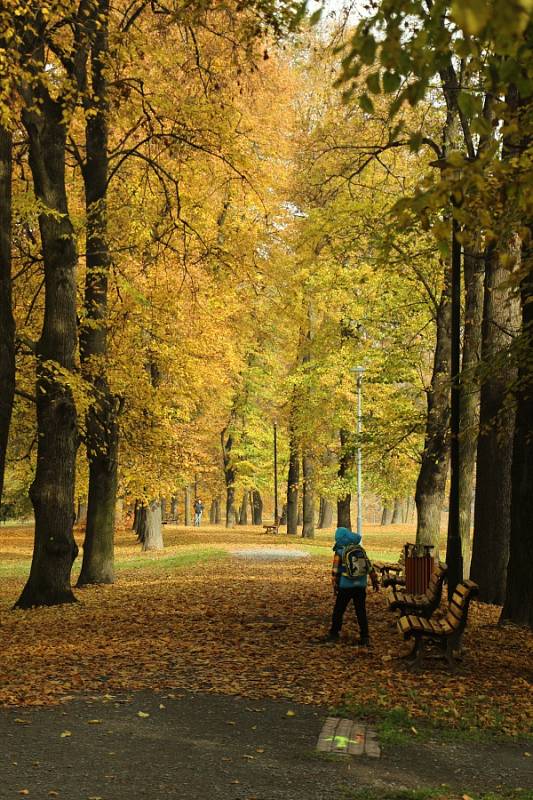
[333,527,361,549]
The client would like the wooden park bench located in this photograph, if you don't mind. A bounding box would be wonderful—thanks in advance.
[374,550,405,587]
[397,579,479,670]
[263,524,279,535]
[387,561,448,618]
[162,515,179,525]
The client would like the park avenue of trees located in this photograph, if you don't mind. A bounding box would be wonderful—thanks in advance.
[0,0,531,629]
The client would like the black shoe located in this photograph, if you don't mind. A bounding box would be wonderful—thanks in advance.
[320,632,340,645]
[358,637,371,647]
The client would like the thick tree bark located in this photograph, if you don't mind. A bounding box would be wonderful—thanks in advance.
[16,97,80,608]
[132,500,140,532]
[221,427,236,527]
[337,428,352,528]
[458,241,485,576]
[214,497,222,524]
[137,500,164,551]
[77,0,118,587]
[209,496,221,524]
[415,269,452,553]
[0,125,15,507]
[381,503,392,525]
[391,497,404,524]
[170,496,178,520]
[251,490,263,525]
[318,497,334,529]
[301,453,314,539]
[238,491,249,525]
[286,415,299,535]
[501,263,533,628]
[471,244,520,604]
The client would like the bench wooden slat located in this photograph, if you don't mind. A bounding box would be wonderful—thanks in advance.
[397,580,479,671]
[388,562,447,618]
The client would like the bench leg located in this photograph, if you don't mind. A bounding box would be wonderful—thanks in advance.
[444,638,457,672]
[406,637,425,670]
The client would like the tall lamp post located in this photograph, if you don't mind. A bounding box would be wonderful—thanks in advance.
[353,366,365,537]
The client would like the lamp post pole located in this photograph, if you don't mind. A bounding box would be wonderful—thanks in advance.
[354,366,364,538]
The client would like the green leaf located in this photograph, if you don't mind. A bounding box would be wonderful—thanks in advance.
[470,115,492,136]
[451,0,491,35]
[382,71,401,93]
[408,132,423,152]
[358,93,374,114]
[360,35,377,66]
[366,72,381,94]
[457,91,482,119]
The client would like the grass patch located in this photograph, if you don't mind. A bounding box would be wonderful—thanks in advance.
[0,560,31,578]
[114,549,228,572]
[336,698,532,746]
[0,548,228,579]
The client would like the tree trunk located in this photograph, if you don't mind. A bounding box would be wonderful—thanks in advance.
[137,500,164,551]
[318,497,334,528]
[77,2,118,587]
[337,428,352,528]
[381,504,392,526]
[76,500,88,526]
[391,497,404,524]
[184,486,191,526]
[16,93,80,608]
[501,260,533,628]
[132,500,140,532]
[238,491,249,525]
[415,269,452,554]
[214,496,222,524]
[251,490,263,525]
[458,240,485,576]
[0,125,15,507]
[286,416,299,535]
[301,453,315,539]
[221,427,236,528]
[471,244,520,604]
[279,503,287,525]
[170,496,178,520]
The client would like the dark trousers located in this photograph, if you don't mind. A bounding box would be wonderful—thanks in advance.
[330,586,369,639]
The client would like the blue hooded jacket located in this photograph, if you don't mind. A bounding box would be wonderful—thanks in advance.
[333,527,368,588]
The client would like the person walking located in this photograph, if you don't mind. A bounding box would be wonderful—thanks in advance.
[194,498,204,527]
[323,527,379,645]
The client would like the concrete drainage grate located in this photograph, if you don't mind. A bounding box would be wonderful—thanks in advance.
[316,717,381,758]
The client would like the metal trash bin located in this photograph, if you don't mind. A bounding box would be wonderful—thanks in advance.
[403,543,435,594]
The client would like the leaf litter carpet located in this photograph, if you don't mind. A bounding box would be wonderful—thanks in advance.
[0,526,532,737]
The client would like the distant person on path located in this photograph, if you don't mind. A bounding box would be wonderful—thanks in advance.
[322,527,379,646]
[194,498,204,527]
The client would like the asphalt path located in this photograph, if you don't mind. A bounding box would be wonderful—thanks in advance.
[1,690,531,800]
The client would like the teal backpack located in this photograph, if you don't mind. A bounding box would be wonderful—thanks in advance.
[342,544,372,579]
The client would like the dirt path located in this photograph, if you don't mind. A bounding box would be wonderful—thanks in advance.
[1,690,531,800]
